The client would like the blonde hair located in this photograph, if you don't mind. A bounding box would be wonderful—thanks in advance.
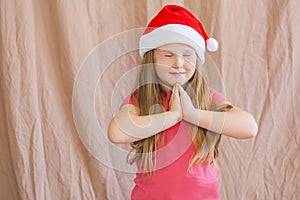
[127,50,232,174]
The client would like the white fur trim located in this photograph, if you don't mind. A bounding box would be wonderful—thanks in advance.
[139,24,206,63]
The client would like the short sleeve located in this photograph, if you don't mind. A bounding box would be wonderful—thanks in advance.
[210,89,229,106]
[120,95,133,109]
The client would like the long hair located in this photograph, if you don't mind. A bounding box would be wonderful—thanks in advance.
[127,50,232,173]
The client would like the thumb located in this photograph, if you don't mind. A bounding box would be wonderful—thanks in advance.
[172,84,180,98]
[177,84,185,97]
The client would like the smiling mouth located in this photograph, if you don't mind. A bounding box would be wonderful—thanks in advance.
[169,72,185,75]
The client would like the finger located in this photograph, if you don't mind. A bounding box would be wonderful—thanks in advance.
[174,85,179,97]
[172,84,176,93]
[177,84,184,97]
[174,83,180,95]
[172,86,178,100]
[170,88,177,104]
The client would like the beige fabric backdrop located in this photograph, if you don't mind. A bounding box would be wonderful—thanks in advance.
[1,0,299,199]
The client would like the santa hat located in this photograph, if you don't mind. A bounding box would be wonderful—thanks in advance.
[139,4,218,64]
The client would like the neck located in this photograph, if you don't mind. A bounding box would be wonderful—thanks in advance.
[158,81,172,92]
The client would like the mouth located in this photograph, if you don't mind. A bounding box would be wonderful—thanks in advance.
[169,72,186,75]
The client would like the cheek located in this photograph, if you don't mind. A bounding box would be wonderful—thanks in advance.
[185,64,196,76]
[154,65,167,79]
[186,58,197,74]
[187,69,196,81]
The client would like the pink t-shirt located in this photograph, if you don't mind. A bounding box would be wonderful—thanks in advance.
[122,89,228,200]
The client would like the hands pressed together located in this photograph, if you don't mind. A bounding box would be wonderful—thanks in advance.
[169,83,197,123]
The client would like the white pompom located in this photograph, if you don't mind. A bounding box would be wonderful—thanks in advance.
[206,38,219,52]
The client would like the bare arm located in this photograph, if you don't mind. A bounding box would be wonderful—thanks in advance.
[108,105,180,143]
[184,106,258,139]
[108,87,182,144]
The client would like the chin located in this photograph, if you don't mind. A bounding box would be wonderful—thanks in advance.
[176,81,188,86]
[161,80,188,87]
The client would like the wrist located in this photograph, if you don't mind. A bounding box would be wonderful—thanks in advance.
[168,110,182,123]
[184,107,198,124]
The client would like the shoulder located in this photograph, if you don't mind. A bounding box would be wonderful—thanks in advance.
[119,93,140,115]
[120,91,139,108]
[209,88,231,106]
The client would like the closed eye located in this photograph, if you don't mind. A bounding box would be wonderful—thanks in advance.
[164,53,174,57]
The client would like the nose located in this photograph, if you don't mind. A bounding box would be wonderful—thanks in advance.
[173,54,184,68]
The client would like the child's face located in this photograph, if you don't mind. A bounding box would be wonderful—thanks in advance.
[154,43,197,88]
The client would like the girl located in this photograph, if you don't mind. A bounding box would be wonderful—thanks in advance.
[108,5,258,200]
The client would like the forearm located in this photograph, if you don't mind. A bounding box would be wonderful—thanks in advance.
[108,110,180,144]
[185,108,258,139]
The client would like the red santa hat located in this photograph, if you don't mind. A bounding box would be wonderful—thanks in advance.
[139,4,218,64]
